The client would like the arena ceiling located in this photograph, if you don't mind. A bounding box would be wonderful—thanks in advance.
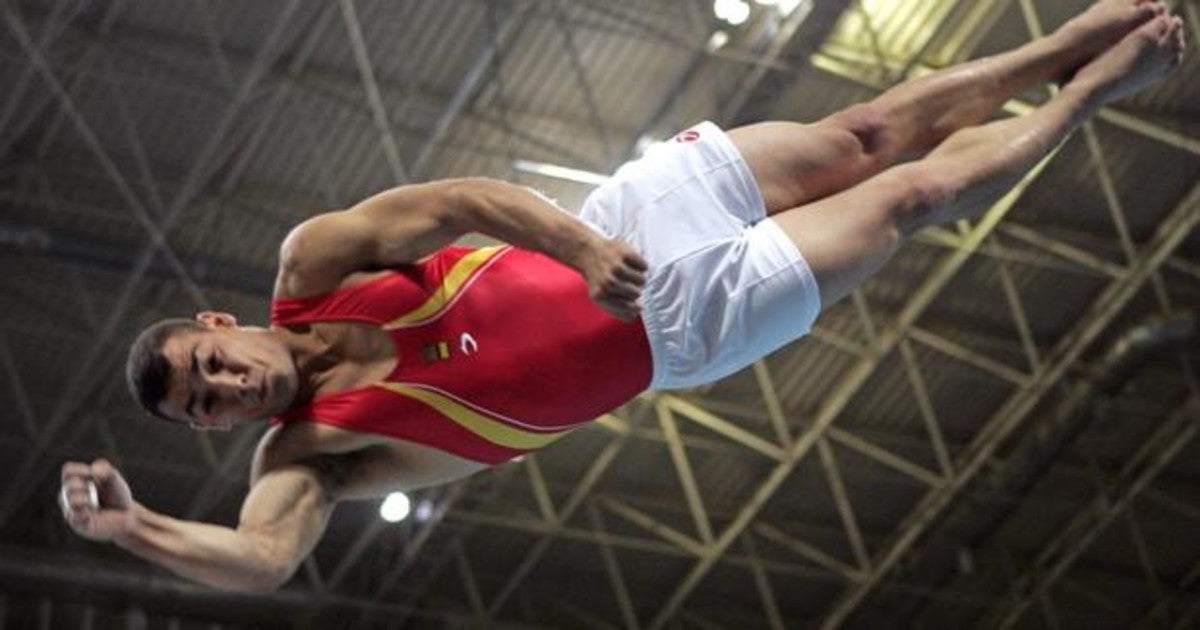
[1,0,1198,628]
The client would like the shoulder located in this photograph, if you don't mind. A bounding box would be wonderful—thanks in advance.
[274,211,367,299]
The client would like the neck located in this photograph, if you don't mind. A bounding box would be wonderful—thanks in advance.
[271,325,338,407]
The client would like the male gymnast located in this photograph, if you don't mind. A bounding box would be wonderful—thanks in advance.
[61,1,1185,593]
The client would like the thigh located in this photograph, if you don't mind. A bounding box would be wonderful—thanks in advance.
[726,110,891,215]
[767,166,928,309]
[642,221,822,389]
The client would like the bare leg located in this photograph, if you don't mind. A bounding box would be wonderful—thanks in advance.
[768,14,1185,308]
[730,0,1163,213]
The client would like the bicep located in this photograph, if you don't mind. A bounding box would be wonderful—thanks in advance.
[276,182,469,297]
[237,464,336,574]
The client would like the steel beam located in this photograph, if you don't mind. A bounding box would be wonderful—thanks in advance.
[0,0,85,141]
[2,4,210,307]
[476,424,640,620]
[0,0,303,525]
[985,396,1199,628]
[0,330,38,438]
[825,426,944,487]
[822,184,1200,629]
[996,222,1127,278]
[191,0,235,94]
[551,0,614,164]
[720,0,816,122]
[914,226,1115,278]
[525,454,559,525]
[359,479,472,603]
[0,0,126,159]
[752,521,863,583]
[907,326,1031,387]
[587,502,641,630]
[338,0,409,184]
[988,237,1043,372]
[657,401,715,544]
[741,534,787,630]
[408,8,520,179]
[218,4,336,197]
[456,547,488,624]
[601,497,705,557]
[752,361,793,445]
[898,340,955,477]
[12,8,599,177]
[1132,554,1200,629]
[817,439,869,570]
[1123,507,1167,614]
[1081,124,1172,309]
[660,396,785,461]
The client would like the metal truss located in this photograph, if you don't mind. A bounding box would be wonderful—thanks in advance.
[982,395,1199,628]
[0,0,306,527]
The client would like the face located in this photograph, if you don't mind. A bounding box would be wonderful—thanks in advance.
[157,312,298,431]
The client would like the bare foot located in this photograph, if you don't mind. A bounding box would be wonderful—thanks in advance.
[1067,13,1186,106]
[1052,0,1163,84]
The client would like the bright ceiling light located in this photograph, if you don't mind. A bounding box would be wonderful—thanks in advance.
[706,30,730,52]
[380,492,411,523]
[776,0,809,16]
[713,0,750,26]
[414,499,434,522]
[512,159,609,186]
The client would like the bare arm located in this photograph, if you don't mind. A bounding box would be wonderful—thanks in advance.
[276,178,648,319]
[59,435,479,591]
[61,459,335,593]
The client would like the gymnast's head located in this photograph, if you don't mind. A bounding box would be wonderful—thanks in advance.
[125,311,299,430]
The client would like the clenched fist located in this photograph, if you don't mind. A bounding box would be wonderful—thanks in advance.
[60,459,135,542]
[575,238,649,321]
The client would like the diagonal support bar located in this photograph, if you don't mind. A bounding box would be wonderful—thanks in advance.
[822,185,1200,629]
[987,396,1199,629]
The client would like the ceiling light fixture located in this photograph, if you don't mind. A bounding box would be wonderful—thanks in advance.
[713,0,751,26]
[513,159,610,186]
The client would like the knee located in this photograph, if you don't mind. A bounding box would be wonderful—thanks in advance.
[823,102,893,158]
[879,166,959,235]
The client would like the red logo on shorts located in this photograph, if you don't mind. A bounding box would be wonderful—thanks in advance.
[675,130,701,143]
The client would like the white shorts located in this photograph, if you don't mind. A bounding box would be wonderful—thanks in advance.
[577,121,822,389]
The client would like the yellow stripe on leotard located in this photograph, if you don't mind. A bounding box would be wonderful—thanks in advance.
[382,246,506,329]
[375,382,570,450]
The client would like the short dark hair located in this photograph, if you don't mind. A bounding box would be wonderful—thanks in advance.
[126,318,206,421]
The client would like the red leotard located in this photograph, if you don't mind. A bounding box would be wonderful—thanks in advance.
[270,245,652,464]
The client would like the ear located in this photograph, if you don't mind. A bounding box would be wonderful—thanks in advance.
[196,311,239,330]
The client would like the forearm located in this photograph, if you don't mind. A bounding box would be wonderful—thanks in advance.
[453,178,603,270]
[114,503,284,593]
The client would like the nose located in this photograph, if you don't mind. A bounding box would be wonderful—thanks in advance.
[205,371,253,403]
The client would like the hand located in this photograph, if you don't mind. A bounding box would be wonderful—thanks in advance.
[60,459,135,543]
[576,238,649,321]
